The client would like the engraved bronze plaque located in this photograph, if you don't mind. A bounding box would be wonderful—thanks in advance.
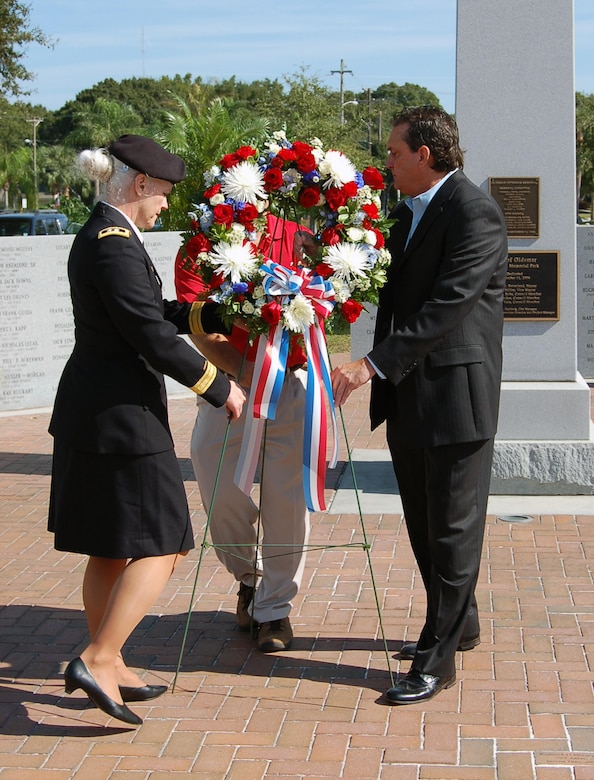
[489,177,539,238]
[504,251,559,321]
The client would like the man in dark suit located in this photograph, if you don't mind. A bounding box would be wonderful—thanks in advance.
[331,106,508,704]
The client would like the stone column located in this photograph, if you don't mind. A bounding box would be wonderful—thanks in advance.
[456,0,593,493]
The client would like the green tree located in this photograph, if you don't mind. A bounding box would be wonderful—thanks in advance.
[576,91,594,220]
[0,0,53,98]
[64,96,144,150]
[157,96,269,230]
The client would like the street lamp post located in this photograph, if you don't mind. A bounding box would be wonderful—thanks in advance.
[26,117,43,211]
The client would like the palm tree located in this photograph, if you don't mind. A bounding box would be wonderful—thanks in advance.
[157,95,269,230]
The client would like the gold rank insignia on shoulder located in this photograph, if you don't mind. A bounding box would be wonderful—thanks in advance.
[97,226,132,239]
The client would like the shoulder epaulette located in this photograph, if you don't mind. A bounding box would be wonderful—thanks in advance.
[98,226,131,239]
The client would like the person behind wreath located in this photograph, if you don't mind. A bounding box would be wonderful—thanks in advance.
[331,107,508,705]
[175,213,313,652]
[48,135,245,725]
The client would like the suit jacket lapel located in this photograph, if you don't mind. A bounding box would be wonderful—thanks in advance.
[401,170,464,261]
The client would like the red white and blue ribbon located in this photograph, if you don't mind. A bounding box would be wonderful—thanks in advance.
[234,260,338,512]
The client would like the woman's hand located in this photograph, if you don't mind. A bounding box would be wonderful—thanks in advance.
[224,379,247,420]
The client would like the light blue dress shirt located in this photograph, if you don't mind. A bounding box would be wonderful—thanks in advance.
[365,169,458,378]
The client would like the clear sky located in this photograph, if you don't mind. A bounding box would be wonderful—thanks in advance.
[19,0,594,114]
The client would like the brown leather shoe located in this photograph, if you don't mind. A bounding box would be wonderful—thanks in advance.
[399,634,480,660]
[257,617,293,652]
[236,582,258,631]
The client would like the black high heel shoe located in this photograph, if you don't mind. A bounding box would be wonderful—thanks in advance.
[64,657,143,725]
[119,684,167,702]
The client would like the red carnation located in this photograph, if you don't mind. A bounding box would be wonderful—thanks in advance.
[270,156,284,168]
[325,187,348,211]
[213,203,235,227]
[343,181,358,198]
[372,228,385,249]
[186,233,212,259]
[362,202,380,221]
[362,166,385,190]
[261,301,282,325]
[263,168,284,192]
[341,299,365,323]
[299,186,321,208]
[203,183,222,199]
[320,226,342,246]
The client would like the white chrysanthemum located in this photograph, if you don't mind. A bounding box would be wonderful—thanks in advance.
[208,241,259,284]
[324,242,373,279]
[318,150,357,188]
[221,161,267,204]
[283,294,315,333]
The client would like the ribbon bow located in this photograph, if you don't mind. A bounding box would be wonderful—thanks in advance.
[234,260,338,512]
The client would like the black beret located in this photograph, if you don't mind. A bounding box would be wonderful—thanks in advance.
[108,134,186,184]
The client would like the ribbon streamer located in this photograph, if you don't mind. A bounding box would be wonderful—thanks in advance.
[234,261,338,511]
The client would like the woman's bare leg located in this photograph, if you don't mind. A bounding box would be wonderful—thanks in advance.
[80,552,185,702]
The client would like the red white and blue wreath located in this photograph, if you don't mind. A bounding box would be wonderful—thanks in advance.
[179,131,392,511]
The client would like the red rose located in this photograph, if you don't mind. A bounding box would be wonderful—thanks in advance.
[324,187,348,211]
[236,145,257,160]
[277,148,298,163]
[299,186,321,208]
[263,168,284,192]
[314,262,334,278]
[341,299,365,323]
[203,183,221,199]
[362,202,380,221]
[320,227,342,246]
[213,203,234,227]
[186,233,212,259]
[362,166,385,190]
[261,301,282,325]
[237,203,259,228]
[296,151,317,173]
[219,152,240,170]
[292,141,314,156]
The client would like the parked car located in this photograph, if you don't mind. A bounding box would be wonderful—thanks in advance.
[0,210,77,236]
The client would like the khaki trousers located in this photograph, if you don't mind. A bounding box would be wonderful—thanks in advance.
[190,368,309,623]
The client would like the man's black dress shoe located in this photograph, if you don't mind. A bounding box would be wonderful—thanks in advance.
[385,669,456,705]
[119,684,167,702]
[64,657,143,725]
[399,634,480,660]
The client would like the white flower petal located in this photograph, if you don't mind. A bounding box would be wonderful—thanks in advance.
[324,242,373,279]
[208,241,259,284]
[318,150,357,188]
[221,161,267,204]
[283,294,315,332]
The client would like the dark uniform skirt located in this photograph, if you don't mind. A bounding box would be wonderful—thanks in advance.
[48,442,195,559]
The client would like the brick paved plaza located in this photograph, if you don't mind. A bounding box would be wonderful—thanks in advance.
[1,362,593,779]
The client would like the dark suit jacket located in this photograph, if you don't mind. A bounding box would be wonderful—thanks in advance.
[368,170,508,447]
[49,202,230,455]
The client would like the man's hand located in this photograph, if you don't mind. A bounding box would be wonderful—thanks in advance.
[331,357,376,407]
[224,380,247,420]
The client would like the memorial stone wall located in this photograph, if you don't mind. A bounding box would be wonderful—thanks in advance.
[0,231,189,414]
